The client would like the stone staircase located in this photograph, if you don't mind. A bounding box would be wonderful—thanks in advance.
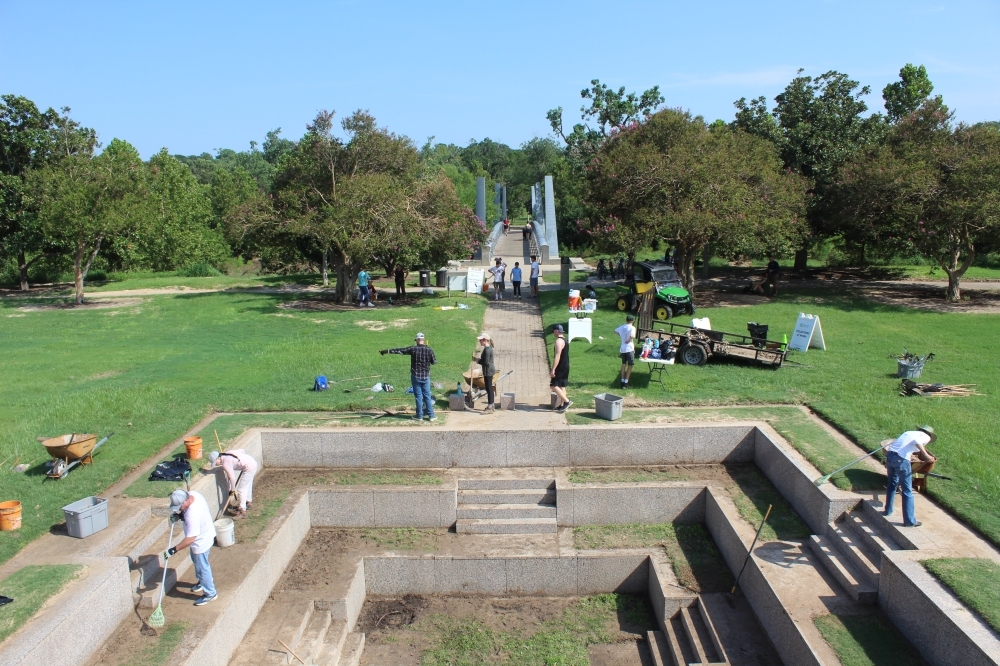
[455,479,557,534]
[808,500,906,605]
[648,598,730,665]
[268,601,364,666]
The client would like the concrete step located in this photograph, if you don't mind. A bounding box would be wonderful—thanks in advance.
[338,633,365,666]
[808,535,878,605]
[79,501,154,558]
[115,515,166,562]
[456,503,557,520]
[131,550,194,609]
[663,616,690,666]
[845,510,903,556]
[693,596,729,664]
[647,630,669,666]
[828,521,882,587]
[457,488,555,505]
[297,610,333,665]
[659,598,729,665]
[860,499,933,550]
[455,518,558,534]
[267,601,314,664]
[457,478,555,490]
[316,616,349,666]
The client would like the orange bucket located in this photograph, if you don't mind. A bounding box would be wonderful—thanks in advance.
[0,500,22,531]
[184,436,203,461]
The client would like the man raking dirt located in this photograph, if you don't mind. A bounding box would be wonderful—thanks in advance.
[164,489,218,606]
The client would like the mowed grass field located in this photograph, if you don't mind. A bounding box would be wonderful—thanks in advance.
[0,290,486,565]
[540,288,1000,548]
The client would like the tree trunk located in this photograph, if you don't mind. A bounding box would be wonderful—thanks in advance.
[701,247,711,278]
[675,247,698,297]
[18,250,29,291]
[793,246,808,272]
[322,249,329,287]
[942,246,975,303]
[74,243,86,305]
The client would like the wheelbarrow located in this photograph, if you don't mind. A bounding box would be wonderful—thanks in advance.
[461,370,512,407]
[41,432,114,479]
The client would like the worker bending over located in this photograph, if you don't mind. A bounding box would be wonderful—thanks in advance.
[210,449,258,517]
[883,426,937,528]
[165,489,218,606]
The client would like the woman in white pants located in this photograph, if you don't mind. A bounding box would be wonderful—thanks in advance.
[209,449,258,517]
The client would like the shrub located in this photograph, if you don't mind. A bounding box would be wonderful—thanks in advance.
[177,262,222,277]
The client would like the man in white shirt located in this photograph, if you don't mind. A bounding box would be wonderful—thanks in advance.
[529,256,540,297]
[489,258,506,301]
[210,449,259,517]
[614,314,637,388]
[884,426,937,527]
[164,489,218,605]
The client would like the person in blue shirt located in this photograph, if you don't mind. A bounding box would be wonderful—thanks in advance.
[511,262,523,299]
[357,269,373,307]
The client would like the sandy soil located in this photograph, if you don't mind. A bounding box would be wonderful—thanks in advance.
[14,297,143,311]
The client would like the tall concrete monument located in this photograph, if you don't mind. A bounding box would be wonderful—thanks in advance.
[544,175,558,258]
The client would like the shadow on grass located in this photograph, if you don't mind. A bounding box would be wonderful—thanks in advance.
[725,464,810,540]
[672,524,734,593]
[814,613,925,666]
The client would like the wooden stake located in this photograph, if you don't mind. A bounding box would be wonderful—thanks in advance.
[278,639,307,666]
[214,430,224,452]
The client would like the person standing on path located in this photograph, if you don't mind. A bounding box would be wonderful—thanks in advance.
[475,332,497,413]
[164,489,218,606]
[883,426,937,527]
[615,314,636,389]
[393,264,408,298]
[529,256,540,297]
[381,333,437,421]
[209,449,258,517]
[550,324,572,412]
[489,258,506,301]
[511,262,523,299]
[357,268,373,307]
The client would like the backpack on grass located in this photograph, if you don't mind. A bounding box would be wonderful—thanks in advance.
[314,375,329,391]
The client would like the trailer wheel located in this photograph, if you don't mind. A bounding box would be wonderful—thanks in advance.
[616,296,632,312]
[654,305,672,321]
[679,342,708,366]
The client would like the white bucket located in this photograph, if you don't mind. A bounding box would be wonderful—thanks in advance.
[214,518,235,548]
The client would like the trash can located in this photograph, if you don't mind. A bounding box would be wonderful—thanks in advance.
[63,496,109,539]
[436,269,448,288]
[594,393,624,421]
[897,360,925,379]
[419,270,431,288]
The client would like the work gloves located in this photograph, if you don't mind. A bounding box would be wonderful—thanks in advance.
[169,512,182,524]
[163,547,177,559]
[379,349,388,355]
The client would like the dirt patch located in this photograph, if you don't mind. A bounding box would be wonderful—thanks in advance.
[358,594,429,632]
[278,297,422,312]
[355,318,415,331]
[569,464,735,485]
[861,282,1000,313]
[87,370,124,380]
[17,297,143,311]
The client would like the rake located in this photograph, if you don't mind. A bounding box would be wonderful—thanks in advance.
[148,520,177,628]
[814,440,893,486]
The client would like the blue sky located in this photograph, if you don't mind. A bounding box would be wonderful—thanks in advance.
[2,1,997,158]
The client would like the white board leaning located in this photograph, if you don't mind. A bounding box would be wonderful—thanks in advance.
[466,268,484,296]
[788,313,826,351]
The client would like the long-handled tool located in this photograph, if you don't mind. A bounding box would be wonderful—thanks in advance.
[147,520,177,628]
[731,505,772,594]
[814,441,893,486]
[216,469,244,520]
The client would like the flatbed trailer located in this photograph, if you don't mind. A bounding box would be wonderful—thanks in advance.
[636,321,787,367]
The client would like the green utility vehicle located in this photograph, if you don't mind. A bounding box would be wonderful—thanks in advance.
[614,261,695,320]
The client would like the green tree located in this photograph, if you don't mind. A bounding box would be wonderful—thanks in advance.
[585,110,806,294]
[29,139,146,303]
[883,64,935,123]
[834,99,1000,301]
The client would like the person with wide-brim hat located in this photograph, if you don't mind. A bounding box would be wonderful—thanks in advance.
[883,425,937,527]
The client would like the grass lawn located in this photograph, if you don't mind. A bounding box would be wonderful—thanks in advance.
[0,289,485,565]
[573,523,733,593]
[814,613,923,666]
[923,558,1000,634]
[0,564,82,644]
[121,621,187,666]
[419,593,653,666]
[543,289,1000,548]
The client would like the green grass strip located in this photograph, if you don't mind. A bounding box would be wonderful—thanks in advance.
[814,613,920,666]
[122,621,187,666]
[923,558,1000,635]
[0,564,83,644]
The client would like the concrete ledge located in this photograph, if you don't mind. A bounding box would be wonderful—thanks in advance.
[704,488,825,666]
[557,483,705,526]
[880,551,1000,666]
[308,487,456,528]
[0,558,132,666]
[180,489,311,666]
[754,425,857,534]
[364,554,650,597]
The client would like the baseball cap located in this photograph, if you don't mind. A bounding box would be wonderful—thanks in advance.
[415,332,425,340]
[553,324,564,333]
[626,314,635,321]
[169,489,189,511]
[209,451,220,465]
[477,332,491,340]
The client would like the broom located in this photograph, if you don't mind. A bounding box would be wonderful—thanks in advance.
[147,520,177,628]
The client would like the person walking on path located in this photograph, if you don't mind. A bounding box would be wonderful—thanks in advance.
[476,332,497,413]
[489,258,506,301]
[550,324,571,412]
[529,256,540,297]
[615,314,636,389]
[209,449,258,517]
[393,264,408,298]
[511,262,523,299]
[381,333,437,421]
[357,268,374,307]
[883,426,937,527]
[164,489,218,606]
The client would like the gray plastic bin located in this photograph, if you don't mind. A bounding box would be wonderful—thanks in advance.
[63,496,109,539]
[897,360,924,379]
[594,393,624,421]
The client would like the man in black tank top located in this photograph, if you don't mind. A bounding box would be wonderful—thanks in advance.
[550,325,572,412]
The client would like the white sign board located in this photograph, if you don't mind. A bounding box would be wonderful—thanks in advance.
[448,275,467,294]
[787,313,826,351]
[568,317,592,344]
[466,268,484,295]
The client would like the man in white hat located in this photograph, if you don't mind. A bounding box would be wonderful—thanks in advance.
[165,488,217,605]
[883,425,937,528]
[381,332,437,421]
[209,449,258,517]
